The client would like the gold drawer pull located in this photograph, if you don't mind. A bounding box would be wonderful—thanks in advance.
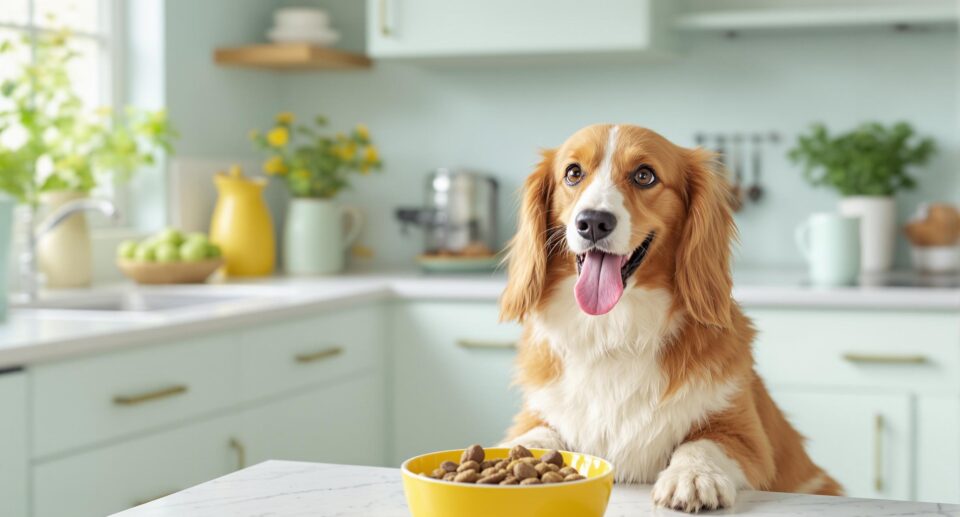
[842,353,929,365]
[113,385,188,406]
[874,414,884,492]
[457,339,516,349]
[229,437,247,470]
[295,346,343,363]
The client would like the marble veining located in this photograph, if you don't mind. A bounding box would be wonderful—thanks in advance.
[112,460,960,517]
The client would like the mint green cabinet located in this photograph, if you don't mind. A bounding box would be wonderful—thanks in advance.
[32,414,238,517]
[390,301,521,464]
[0,370,27,517]
[771,389,914,501]
[367,0,674,59]
[917,396,960,503]
[239,374,386,468]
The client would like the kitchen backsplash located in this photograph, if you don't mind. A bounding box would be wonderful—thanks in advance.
[163,0,958,270]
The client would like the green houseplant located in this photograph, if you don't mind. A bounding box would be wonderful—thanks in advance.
[789,122,936,272]
[0,29,177,287]
[250,112,382,275]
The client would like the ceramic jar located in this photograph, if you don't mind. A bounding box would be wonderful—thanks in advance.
[209,167,276,276]
[37,191,93,288]
[283,198,362,275]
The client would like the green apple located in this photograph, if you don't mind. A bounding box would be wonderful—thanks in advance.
[206,242,222,258]
[117,240,139,259]
[180,239,208,261]
[154,227,185,246]
[155,242,180,263]
[185,232,210,245]
[134,243,157,262]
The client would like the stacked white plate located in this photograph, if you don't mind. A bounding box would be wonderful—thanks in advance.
[267,7,340,46]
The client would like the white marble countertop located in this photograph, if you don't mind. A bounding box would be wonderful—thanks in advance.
[111,460,960,517]
[2,268,959,369]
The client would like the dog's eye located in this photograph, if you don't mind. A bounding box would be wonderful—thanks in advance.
[632,165,657,188]
[564,164,584,186]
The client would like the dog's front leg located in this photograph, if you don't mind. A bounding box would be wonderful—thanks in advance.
[499,425,566,451]
[651,439,751,513]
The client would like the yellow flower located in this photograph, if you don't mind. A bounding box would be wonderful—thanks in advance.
[275,112,295,125]
[362,145,379,164]
[247,129,260,141]
[263,156,288,176]
[355,124,369,141]
[292,169,310,180]
[266,127,289,147]
[337,143,356,161]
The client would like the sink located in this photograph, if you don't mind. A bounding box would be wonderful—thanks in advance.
[15,291,252,313]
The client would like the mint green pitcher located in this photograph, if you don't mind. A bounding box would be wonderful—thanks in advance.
[283,199,362,275]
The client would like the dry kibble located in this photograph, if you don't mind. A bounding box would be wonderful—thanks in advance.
[506,459,520,471]
[454,470,480,483]
[480,467,499,477]
[430,468,446,479]
[541,449,563,467]
[520,457,540,466]
[494,460,509,470]
[534,463,550,475]
[542,471,565,484]
[513,461,538,480]
[500,477,519,485]
[443,472,457,481]
[559,467,577,477]
[480,460,497,470]
[457,460,480,473]
[461,444,485,464]
[440,461,459,473]
[564,474,586,482]
[519,478,543,485]
[478,471,508,484]
[510,444,533,460]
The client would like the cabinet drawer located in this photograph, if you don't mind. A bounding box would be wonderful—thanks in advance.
[0,371,27,517]
[749,309,960,393]
[32,334,239,458]
[33,415,237,517]
[240,303,383,401]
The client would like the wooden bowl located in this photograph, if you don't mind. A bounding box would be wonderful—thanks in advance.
[117,258,224,285]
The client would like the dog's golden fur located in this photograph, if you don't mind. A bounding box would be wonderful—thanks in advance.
[500,124,840,511]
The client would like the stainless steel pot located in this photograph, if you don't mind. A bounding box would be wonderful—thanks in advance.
[396,169,498,256]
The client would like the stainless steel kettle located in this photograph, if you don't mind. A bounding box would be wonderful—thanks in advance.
[396,169,498,256]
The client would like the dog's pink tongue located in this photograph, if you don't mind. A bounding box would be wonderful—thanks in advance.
[574,250,625,315]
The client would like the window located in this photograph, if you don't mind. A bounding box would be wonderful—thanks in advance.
[1,0,126,223]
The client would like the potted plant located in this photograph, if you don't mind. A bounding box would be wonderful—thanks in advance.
[789,121,935,272]
[0,29,176,288]
[250,113,382,275]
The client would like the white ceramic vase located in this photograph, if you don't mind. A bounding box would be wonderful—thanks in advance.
[37,191,93,288]
[838,196,896,273]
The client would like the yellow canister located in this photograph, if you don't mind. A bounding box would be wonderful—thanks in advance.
[209,165,275,276]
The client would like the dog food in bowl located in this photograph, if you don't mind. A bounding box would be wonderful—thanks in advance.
[422,444,586,485]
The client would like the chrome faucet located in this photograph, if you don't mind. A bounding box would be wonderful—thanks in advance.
[18,198,120,301]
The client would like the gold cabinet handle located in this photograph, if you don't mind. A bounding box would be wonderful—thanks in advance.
[379,0,392,36]
[457,339,516,349]
[229,437,246,470]
[874,414,884,492]
[843,353,929,364]
[294,346,343,363]
[113,384,188,406]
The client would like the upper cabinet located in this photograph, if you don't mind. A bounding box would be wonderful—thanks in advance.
[366,0,675,59]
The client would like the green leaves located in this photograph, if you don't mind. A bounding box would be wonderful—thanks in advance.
[788,121,936,197]
[0,27,177,204]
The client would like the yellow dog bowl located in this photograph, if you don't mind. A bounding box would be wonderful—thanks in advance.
[401,448,614,517]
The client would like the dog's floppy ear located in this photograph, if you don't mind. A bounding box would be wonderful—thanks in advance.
[675,148,736,329]
[501,150,555,322]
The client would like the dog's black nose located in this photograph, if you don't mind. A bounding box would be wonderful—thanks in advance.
[576,210,617,243]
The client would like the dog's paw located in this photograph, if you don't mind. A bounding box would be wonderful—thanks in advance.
[652,464,737,513]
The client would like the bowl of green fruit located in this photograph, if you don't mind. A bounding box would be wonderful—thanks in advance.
[117,228,224,284]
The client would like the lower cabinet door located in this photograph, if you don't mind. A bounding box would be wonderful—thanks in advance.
[770,389,914,501]
[33,415,239,517]
[0,371,27,517]
[391,302,522,464]
[238,374,385,467]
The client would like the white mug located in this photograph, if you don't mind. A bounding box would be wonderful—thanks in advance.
[796,213,861,286]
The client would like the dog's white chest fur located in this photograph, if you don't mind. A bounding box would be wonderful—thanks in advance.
[526,280,737,483]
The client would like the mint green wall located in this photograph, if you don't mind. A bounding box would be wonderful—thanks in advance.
[159,0,959,269]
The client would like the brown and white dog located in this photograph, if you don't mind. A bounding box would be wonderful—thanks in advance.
[499,124,841,512]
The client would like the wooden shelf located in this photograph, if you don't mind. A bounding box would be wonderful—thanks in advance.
[213,44,372,71]
[676,2,957,32]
